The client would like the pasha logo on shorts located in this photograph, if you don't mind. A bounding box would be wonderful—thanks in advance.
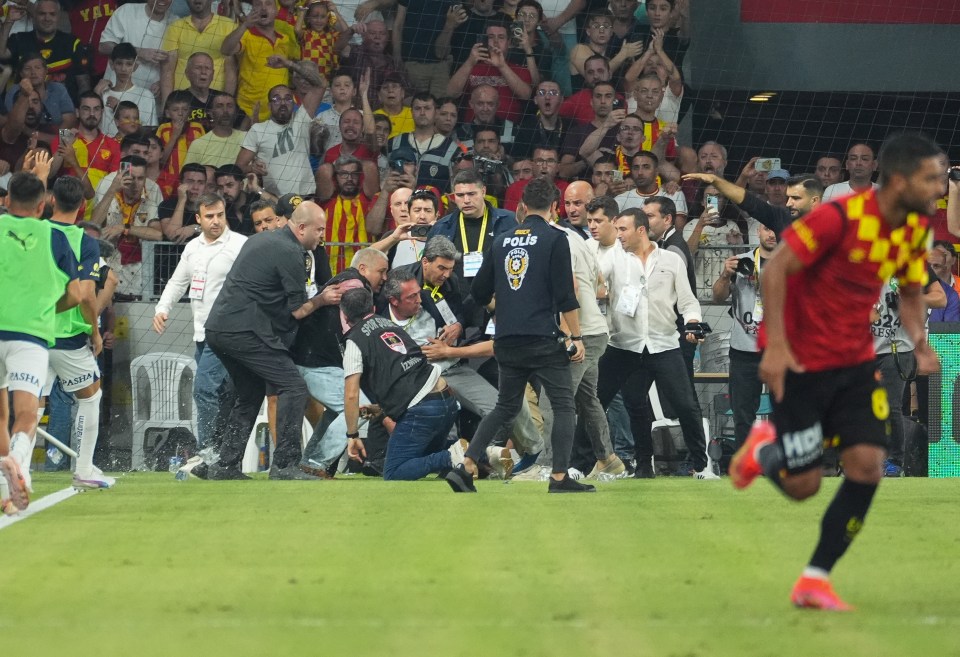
[504,247,529,290]
[8,371,40,387]
[380,332,407,355]
[63,373,93,388]
[782,423,823,469]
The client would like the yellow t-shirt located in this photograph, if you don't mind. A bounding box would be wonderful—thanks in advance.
[162,15,238,93]
[374,106,414,139]
[236,22,301,122]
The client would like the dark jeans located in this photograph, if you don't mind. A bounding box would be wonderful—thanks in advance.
[383,394,459,480]
[206,330,308,470]
[597,345,707,471]
[878,351,914,466]
[729,348,763,448]
[464,337,576,474]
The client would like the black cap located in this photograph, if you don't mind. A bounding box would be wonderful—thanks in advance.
[277,193,305,218]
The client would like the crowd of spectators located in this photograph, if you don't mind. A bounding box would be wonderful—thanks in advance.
[4,0,955,478]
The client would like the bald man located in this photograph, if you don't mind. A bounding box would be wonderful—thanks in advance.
[564,181,594,239]
[194,201,343,481]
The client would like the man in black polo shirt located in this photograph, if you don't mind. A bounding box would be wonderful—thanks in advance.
[192,201,341,480]
[0,0,90,101]
[455,177,595,493]
[341,287,462,482]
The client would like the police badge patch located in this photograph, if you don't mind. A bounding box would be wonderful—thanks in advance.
[505,247,529,290]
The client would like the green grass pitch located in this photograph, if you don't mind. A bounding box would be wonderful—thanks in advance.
[2,474,958,657]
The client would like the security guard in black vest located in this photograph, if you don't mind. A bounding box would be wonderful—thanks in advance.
[457,177,596,493]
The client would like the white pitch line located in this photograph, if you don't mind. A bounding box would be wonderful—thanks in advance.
[0,487,79,531]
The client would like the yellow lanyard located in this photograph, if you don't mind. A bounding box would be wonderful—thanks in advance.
[753,248,763,294]
[424,283,443,301]
[458,206,488,254]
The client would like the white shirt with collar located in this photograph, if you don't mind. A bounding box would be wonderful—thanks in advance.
[155,229,247,342]
[561,226,608,338]
[600,243,702,354]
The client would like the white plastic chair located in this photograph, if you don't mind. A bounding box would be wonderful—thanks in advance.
[241,398,314,473]
[648,382,717,475]
[130,352,197,471]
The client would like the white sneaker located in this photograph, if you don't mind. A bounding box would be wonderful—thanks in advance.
[510,464,550,481]
[176,455,205,480]
[0,455,29,510]
[198,447,220,464]
[485,446,513,479]
[694,467,720,480]
[73,466,116,489]
[447,439,468,467]
[567,467,585,480]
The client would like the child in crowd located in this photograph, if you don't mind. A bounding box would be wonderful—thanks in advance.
[314,71,355,149]
[112,102,143,139]
[156,92,206,198]
[296,0,348,81]
[374,72,412,138]
[95,43,158,137]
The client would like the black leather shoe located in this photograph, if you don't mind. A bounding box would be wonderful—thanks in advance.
[207,463,250,480]
[443,464,477,492]
[269,464,320,480]
[634,459,656,479]
[548,474,596,493]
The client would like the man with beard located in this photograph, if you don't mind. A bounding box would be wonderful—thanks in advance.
[185,92,248,168]
[390,94,462,192]
[319,154,382,273]
[730,133,943,611]
[160,0,237,106]
[823,143,879,202]
[322,107,380,165]
[681,172,823,238]
[511,80,570,160]
[157,163,209,243]
[215,164,274,236]
[50,93,121,211]
[615,150,686,221]
[237,80,323,196]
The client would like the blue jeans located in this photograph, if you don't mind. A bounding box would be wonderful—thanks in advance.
[44,380,75,471]
[194,341,234,450]
[607,392,634,463]
[298,365,371,470]
[383,394,459,481]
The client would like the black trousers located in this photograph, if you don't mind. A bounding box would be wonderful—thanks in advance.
[597,345,707,471]
[206,330,308,470]
[464,337,576,474]
[729,348,763,447]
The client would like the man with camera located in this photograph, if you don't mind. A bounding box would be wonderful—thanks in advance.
[595,206,716,479]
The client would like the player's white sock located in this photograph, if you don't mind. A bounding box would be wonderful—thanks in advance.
[74,389,102,475]
[9,431,34,491]
[802,566,830,580]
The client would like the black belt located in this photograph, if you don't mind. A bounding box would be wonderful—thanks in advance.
[422,386,453,402]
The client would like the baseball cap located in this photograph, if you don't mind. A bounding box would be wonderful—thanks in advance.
[382,72,405,86]
[277,193,305,218]
[389,145,418,164]
[766,168,790,181]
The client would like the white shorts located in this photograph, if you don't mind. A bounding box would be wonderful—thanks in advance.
[44,345,101,395]
[0,340,49,397]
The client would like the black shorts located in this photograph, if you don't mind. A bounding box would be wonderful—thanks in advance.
[773,361,891,474]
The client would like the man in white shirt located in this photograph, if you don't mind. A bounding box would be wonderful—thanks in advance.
[236,72,324,196]
[615,150,687,222]
[152,192,247,457]
[595,206,717,479]
[822,143,879,201]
